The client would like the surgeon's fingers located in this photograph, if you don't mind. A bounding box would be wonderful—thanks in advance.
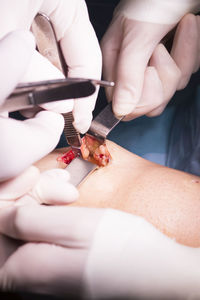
[61,16,102,133]
[146,14,200,117]
[103,18,172,118]
[0,30,35,105]
[0,111,64,181]
[21,50,74,116]
[123,66,164,120]
[171,14,200,90]
[110,19,150,117]
[101,16,123,102]
[0,166,39,203]
[0,242,84,295]
[56,1,102,133]
[30,169,79,205]
[0,206,104,248]
[148,43,181,117]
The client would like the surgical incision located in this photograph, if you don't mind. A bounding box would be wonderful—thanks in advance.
[57,135,111,167]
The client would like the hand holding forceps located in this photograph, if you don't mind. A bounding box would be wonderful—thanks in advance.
[0,77,113,113]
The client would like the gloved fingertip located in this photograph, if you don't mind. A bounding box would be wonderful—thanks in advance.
[34,110,64,134]
[31,169,79,205]
[73,114,93,134]
[113,88,138,116]
[113,101,136,117]
[44,183,79,205]
[0,166,40,200]
[73,121,90,134]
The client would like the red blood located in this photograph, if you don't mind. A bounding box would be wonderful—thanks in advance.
[81,135,111,167]
[57,149,75,165]
[57,135,111,167]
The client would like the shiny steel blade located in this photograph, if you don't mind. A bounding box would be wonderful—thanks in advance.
[0,94,33,113]
[32,13,66,74]
[32,13,81,147]
[87,102,124,142]
[64,103,124,187]
[14,78,96,94]
[66,157,96,186]
[31,81,95,103]
[63,112,82,155]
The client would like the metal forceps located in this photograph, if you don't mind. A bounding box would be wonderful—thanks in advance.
[31,13,114,154]
[29,13,122,186]
[0,77,112,113]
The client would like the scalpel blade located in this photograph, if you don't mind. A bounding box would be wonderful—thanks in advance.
[66,157,97,187]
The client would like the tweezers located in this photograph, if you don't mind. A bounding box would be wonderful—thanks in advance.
[31,13,123,186]
[0,77,113,113]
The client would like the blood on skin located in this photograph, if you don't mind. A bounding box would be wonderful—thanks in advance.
[57,149,75,165]
[57,135,111,167]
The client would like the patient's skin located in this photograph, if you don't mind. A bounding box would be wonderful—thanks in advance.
[35,141,200,248]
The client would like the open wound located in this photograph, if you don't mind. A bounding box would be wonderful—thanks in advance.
[57,135,111,167]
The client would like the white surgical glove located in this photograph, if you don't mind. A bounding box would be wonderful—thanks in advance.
[0,206,200,299]
[0,166,78,208]
[101,0,200,120]
[0,30,64,181]
[0,166,78,275]
[0,0,102,133]
[20,49,74,117]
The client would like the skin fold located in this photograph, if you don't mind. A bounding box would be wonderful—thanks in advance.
[35,140,200,247]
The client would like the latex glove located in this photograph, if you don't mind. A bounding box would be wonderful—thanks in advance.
[0,30,64,181]
[0,166,78,276]
[19,50,74,118]
[0,0,102,133]
[0,206,200,299]
[101,0,200,120]
[0,166,78,208]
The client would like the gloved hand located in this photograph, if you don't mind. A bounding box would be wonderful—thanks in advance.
[0,0,102,133]
[101,0,200,120]
[0,206,200,299]
[0,30,64,181]
[0,165,79,288]
[0,165,78,208]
